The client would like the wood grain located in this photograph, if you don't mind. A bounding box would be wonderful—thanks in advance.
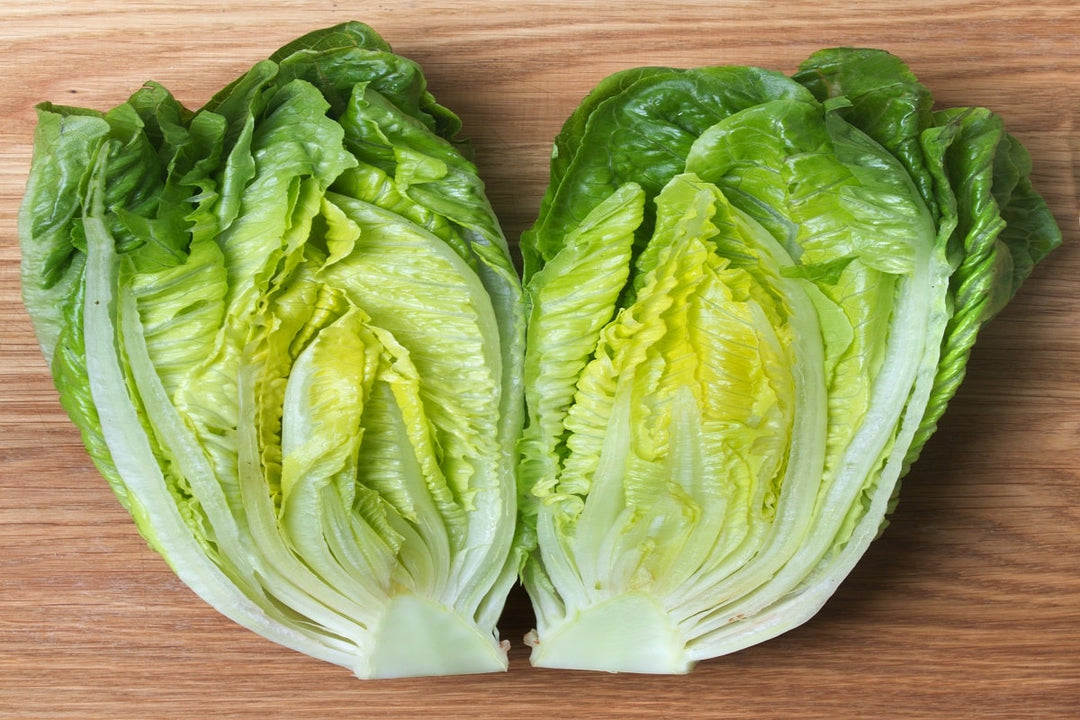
[1,2,1078,718]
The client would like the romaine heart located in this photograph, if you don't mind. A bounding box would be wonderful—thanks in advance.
[20,22,525,679]
[516,48,1061,673]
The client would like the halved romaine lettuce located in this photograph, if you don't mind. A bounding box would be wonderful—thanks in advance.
[517,48,1060,673]
[20,22,525,679]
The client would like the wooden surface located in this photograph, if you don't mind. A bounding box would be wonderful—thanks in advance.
[1,2,1078,718]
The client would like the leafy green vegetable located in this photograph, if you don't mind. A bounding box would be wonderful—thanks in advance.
[20,22,525,679]
[518,48,1060,673]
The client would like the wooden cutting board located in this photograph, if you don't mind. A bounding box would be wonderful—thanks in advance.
[1,2,1077,718]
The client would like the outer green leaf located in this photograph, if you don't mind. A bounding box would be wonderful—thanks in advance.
[521,65,815,278]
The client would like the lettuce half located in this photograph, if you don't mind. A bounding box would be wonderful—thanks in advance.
[517,48,1061,673]
[20,23,525,679]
